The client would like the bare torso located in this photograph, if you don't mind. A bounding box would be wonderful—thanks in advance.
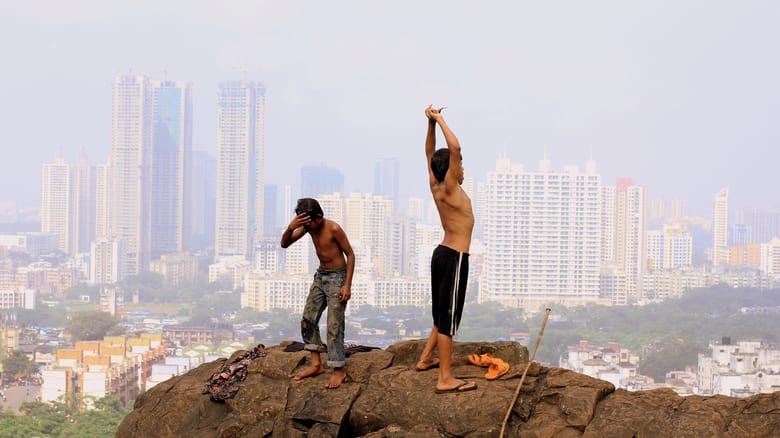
[308,219,348,269]
[430,183,474,253]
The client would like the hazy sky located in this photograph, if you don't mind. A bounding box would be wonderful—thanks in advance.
[1,1,779,216]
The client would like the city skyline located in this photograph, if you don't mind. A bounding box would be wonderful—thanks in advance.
[2,2,780,216]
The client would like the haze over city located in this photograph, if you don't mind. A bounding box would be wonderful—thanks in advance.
[2,1,779,215]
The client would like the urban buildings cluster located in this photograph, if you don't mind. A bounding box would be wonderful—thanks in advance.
[0,73,778,328]
[0,72,778,410]
[560,337,780,397]
[0,74,778,318]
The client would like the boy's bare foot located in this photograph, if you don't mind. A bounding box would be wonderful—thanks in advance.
[325,368,348,389]
[415,358,439,371]
[293,365,325,381]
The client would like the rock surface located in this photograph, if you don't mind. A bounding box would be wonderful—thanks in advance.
[116,340,780,437]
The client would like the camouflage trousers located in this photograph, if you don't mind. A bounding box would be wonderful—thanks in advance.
[301,267,347,368]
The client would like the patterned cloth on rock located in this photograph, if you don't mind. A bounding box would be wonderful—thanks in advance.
[201,344,267,401]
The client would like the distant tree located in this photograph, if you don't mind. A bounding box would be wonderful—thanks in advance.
[64,283,101,302]
[1,350,37,380]
[639,338,706,382]
[2,394,131,438]
[66,310,120,341]
[11,305,69,327]
[122,272,164,290]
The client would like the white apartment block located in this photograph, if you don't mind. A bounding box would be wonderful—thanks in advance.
[41,155,97,256]
[241,273,429,313]
[214,80,266,260]
[482,157,601,310]
[646,224,693,272]
[41,158,71,253]
[697,338,780,396]
[712,188,730,267]
[0,288,36,309]
[90,238,127,284]
[208,255,252,289]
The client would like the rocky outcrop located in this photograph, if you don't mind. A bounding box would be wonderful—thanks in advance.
[116,340,780,437]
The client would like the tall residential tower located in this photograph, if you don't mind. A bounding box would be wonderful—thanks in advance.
[482,157,602,310]
[214,80,266,260]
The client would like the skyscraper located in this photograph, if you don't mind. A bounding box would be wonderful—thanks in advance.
[108,75,193,274]
[712,188,729,267]
[110,75,153,275]
[70,151,96,254]
[94,164,111,241]
[149,79,193,259]
[602,178,647,303]
[214,80,266,260]
[41,158,70,253]
[482,157,601,310]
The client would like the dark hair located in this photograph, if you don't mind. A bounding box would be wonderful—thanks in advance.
[295,198,323,219]
[431,148,450,182]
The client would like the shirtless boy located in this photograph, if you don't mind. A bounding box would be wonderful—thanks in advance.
[416,105,477,394]
[281,198,355,389]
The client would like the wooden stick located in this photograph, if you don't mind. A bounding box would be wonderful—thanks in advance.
[500,307,552,438]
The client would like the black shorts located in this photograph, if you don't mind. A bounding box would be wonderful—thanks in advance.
[431,245,469,337]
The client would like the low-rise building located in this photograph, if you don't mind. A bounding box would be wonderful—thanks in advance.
[40,333,166,409]
[697,337,780,396]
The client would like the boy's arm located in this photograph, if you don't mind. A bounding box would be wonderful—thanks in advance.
[280,213,310,248]
[334,224,355,302]
[438,114,462,192]
[424,105,437,185]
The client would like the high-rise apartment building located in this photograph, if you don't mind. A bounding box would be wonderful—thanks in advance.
[71,152,96,254]
[214,80,266,260]
[344,192,393,274]
[94,164,111,241]
[41,158,71,253]
[109,75,193,273]
[110,75,153,275]
[712,188,729,267]
[482,157,601,310]
[149,80,192,260]
[41,153,96,255]
[602,178,647,303]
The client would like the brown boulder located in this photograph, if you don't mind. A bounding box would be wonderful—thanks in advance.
[116,340,780,438]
